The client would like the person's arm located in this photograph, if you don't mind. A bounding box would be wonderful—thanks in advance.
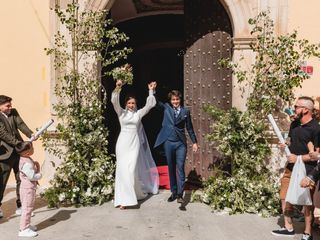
[20,162,42,181]
[185,109,197,143]
[151,82,165,111]
[185,109,198,152]
[12,109,33,138]
[137,83,156,118]
[155,98,165,111]
[287,153,317,163]
[302,161,320,187]
[0,122,20,146]
[301,134,320,162]
[111,80,124,116]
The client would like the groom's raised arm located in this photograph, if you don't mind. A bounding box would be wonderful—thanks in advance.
[153,91,166,112]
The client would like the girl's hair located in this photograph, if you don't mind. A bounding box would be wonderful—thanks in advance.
[125,95,137,105]
[168,90,182,101]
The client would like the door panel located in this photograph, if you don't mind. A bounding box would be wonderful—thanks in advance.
[184,0,233,181]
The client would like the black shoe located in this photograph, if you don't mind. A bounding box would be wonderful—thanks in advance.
[271,228,295,237]
[301,233,313,240]
[167,194,177,202]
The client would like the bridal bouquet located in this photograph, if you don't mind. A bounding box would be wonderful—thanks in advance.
[112,64,133,85]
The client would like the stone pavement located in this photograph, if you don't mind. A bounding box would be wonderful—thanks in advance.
[0,187,319,240]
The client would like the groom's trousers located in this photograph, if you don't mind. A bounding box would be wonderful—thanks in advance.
[163,140,187,195]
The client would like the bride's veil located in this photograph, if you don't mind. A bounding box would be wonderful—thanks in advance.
[137,123,159,194]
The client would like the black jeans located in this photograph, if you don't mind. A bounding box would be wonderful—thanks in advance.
[0,152,21,208]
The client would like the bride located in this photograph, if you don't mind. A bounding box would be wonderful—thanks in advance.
[111,79,159,209]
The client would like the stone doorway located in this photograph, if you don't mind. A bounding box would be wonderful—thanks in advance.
[104,0,233,183]
[103,14,184,167]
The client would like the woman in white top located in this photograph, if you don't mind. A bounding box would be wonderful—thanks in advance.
[111,80,159,209]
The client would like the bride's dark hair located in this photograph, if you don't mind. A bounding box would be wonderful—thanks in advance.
[125,94,137,105]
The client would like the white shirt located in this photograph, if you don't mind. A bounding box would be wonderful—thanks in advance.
[21,163,42,181]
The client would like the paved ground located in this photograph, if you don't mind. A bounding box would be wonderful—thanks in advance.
[0,187,319,240]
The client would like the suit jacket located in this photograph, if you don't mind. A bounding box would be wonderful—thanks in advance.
[0,109,33,160]
[154,101,197,148]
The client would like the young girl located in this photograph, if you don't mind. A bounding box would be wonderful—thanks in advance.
[18,143,42,237]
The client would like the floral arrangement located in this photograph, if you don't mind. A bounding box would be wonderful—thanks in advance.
[42,3,131,207]
[191,11,320,217]
[192,106,281,217]
[193,171,280,217]
[111,64,133,85]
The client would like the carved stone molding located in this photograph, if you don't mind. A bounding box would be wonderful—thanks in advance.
[233,37,255,50]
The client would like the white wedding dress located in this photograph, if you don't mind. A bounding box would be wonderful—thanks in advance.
[112,89,159,207]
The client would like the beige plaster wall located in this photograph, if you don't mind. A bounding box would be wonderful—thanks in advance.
[287,0,320,101]
[0,0,51,184]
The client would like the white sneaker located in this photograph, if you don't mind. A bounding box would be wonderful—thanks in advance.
[16,208,35,217]
[15,207,22,216]
[0,209,3,218]
[18,228,38,237]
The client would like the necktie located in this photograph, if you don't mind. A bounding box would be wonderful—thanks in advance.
[174,108,179,118]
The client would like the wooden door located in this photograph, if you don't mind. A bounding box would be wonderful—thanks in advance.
[184,0,233,182]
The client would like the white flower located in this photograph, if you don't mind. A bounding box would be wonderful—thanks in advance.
[58,193,66,201]
[102,186,112,195]
[85,188,92,197]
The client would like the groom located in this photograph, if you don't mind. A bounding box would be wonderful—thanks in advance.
[154,86,198,203]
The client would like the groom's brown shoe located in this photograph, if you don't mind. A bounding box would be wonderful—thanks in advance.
[167,194,177,202]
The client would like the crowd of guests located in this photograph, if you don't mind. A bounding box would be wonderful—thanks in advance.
[272,96,320,240]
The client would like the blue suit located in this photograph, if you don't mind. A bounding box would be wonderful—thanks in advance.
[154,102,197,195]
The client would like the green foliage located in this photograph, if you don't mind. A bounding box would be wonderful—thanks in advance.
[220,11,320,116]
[42,2,131,207]
[205,106,270,176]
[195,173,280,217]
[195,11,320,216]
[196,105,280,216]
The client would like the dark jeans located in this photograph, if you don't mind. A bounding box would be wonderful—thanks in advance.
[0,152,21,208]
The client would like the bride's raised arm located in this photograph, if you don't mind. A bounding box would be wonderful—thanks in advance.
[111,80,124,116]
[137,82,157,118]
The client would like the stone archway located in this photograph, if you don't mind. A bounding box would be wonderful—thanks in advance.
[81,0,289,182]
[84,0,288,111]
[46,0,289,183]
